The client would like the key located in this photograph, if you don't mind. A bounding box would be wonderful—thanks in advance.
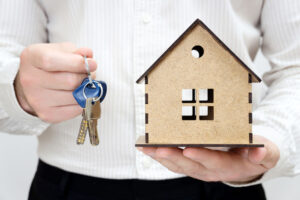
[85,98,101,145]
[76,111,88,145]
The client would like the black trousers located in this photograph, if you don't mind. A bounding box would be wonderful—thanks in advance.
[28,160,266,200]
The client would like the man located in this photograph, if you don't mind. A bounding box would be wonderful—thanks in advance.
[0,0,300,199]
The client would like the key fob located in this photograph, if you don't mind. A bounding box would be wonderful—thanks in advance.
[73,78,107,108]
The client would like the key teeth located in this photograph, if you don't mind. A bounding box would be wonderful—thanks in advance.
[77,141,84,145]
[77,118,88,145]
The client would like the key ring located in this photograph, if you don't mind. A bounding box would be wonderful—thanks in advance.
[82,81,103,102]
[84,56,95,88]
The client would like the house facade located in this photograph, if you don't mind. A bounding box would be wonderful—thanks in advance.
[136,19,262,147]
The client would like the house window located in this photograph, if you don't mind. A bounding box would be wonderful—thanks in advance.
[191,45,204,58]
[182,89,214,120]
[199,89,213,103]
[182,106,196,120]
[199,106,214,120]
[182,89,196,103]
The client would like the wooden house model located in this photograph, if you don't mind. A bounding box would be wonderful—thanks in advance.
[136,19,263,147]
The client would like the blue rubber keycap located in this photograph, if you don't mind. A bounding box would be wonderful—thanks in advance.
[73,78,107,108]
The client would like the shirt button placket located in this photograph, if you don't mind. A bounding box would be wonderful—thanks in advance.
[134,0,156,179]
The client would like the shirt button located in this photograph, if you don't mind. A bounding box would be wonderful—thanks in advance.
[142,14,151,24]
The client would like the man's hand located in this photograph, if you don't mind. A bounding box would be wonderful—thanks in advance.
[14,42,97,123]
[138,136,279,183]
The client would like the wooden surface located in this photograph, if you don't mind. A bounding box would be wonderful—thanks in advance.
[136,136,264,147]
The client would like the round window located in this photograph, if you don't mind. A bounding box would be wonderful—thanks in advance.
[191,45,204,58]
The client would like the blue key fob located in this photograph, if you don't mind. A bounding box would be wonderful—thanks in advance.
[73,78,107,108]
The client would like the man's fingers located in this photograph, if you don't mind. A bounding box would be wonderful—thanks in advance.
[155,157,185,175]
[184,147,269,182]
[57,42,77,52]
[248,136,279,169]
[183,147,229,170]
[154,147,208,179]
[140,147,209,179]
[46,89,78,107]
[229,147,249,159]
[248,148,267,165]
[32,68,88,90]
[25,44,97,73]
[137,147,183,174]
[74,47,93,58]
[183,147,262,173]
[140,147,157,157]
[137,136,280,183]
[34,51,97,73]
[29,89,78,107]
[39,104,82,123]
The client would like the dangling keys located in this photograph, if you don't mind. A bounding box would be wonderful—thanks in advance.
[73,56,107,146]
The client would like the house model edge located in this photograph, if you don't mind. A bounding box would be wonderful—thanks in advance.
[135,19,264,148]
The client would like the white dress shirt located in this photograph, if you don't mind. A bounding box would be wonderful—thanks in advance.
[0,0,300,186]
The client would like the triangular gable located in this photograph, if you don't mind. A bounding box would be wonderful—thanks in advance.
[136,19,261,83]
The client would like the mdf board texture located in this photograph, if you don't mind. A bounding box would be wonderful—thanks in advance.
[145,25,252,144]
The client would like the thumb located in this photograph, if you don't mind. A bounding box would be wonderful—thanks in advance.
[248,135,280,169]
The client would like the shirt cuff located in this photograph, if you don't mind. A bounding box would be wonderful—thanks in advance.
[0,58,50,135]
[224,125,294,187]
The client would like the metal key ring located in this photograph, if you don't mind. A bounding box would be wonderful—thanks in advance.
[94,82,103,102]
[84,56,95,88]
[82,81,103,102]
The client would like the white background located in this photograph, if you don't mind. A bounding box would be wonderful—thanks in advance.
[0,52,300,200]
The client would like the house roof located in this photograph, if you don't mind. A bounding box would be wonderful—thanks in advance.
[136,19,261,83]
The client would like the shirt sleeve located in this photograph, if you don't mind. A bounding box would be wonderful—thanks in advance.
[0,0,50,135]
[227,0,300,187]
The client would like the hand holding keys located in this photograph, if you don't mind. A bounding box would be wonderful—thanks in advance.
[15,43,98,123]
[73,56,107,146]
